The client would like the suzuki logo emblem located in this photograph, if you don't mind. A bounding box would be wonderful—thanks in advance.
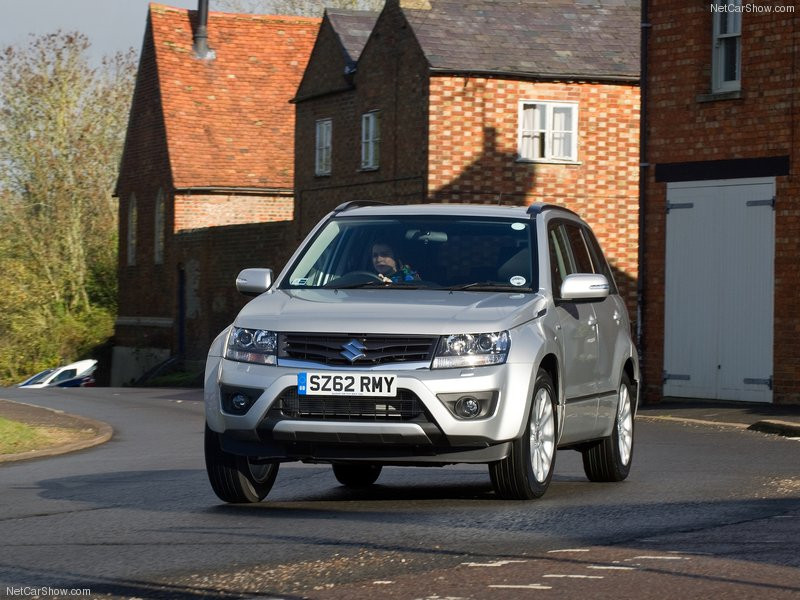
[341,339,367,363]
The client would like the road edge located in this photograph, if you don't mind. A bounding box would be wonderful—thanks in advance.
[0,401,113,464]
[638,414,800,438]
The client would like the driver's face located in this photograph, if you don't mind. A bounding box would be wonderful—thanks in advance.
[372,244,397,275]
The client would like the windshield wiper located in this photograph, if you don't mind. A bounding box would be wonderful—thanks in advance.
[330,281,427,290]
[442,282,532,292]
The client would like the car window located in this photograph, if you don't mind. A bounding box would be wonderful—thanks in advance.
[52,369,77,383]
[582,226,619,295]
[563,223,594,274]
[21,369,54,385]
[548,225,570,298]
[284,216,537,290]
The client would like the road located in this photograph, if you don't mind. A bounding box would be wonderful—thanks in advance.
[0,387,799,599]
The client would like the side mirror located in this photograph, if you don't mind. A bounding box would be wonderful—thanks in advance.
[560,273,610,301]
[235,268,273,296]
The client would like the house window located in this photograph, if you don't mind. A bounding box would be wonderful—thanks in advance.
[712,0,742,92]
[519,101,578,162]
[315,119,332,175]
[154,188,165,265]
[127,193,137,266]
[361,111,380,170]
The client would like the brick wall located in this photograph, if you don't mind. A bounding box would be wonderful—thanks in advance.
[295,4,641,319]
[115,220,296,361]
[115,20,177,344]
[294,0,429,238]
[644,0,800,403]
[172,221,297,360]
[174,193,293,231]
[115,16,303,372]
[428,76,641,314]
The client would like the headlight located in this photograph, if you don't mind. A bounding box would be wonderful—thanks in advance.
[225,327,277,365]
[432,331,510,369]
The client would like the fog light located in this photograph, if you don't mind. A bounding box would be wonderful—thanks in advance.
[231,394,250,411]
[220,385,262,415]
[437,391,497,420]
[455,396,481,419]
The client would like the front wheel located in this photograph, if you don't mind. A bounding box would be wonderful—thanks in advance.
[582,373,635,482]
[204,425,279,503]
[490,369,557,500]
[332,463,382,487]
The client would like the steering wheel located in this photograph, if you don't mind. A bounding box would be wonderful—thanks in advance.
[344,271,383,281]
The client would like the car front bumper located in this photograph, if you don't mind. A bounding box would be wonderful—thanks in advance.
[205,357,535,464]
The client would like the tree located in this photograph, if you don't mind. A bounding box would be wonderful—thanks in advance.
[0,32,137,383]
[213,0,385,16]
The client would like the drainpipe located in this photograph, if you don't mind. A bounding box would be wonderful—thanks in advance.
[193,0,215,59]
[638,0,650,394]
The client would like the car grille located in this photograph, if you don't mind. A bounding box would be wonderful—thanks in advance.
[279,333,438,367]
[275,387,426,421]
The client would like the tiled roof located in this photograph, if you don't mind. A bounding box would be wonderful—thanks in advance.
[149,3,320,189]
[326,9,379,66]
[403,0,639,80]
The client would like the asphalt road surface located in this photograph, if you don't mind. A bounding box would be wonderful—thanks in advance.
[1,387,799,599]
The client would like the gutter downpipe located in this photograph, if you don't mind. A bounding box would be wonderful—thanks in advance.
[193,0,214,59]
[638,0,650,394]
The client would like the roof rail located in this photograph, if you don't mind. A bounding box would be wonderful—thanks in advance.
[526,202,580,218]
[333,200,390,213]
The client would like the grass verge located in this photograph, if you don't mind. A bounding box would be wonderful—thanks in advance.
[0,416,91,455]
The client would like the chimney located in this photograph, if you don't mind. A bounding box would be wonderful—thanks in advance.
[193,0,215,59]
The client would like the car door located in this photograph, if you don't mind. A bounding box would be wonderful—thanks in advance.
[581,225,626,394]
[548,221,599,443]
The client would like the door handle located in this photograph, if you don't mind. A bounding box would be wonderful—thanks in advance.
[587,315,597,327]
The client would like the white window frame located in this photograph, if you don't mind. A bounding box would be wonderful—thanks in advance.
[154,188,165,265]
[315,118,332,176]
[711,0,742,93]
[361,111,380,170]
[127,193,137,267]
[518,101,579,163]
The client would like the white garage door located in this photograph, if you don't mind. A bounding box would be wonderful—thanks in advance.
[664,178,774,403]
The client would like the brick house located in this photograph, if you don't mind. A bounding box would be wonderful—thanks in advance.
[294,0,642,315]
[643,0,799,404]
[112,3,319,384]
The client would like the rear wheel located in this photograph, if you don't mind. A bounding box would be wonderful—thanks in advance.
[204,424,278,503]
[332,463,383,487]
[490,369,557,500]
[582,372,634,482]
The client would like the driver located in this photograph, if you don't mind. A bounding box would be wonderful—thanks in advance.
[371,242,420,283]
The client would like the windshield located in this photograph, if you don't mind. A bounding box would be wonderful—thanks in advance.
[283,215,537,291]
[19,369,55,386]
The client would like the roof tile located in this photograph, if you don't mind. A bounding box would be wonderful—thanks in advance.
[403,0,639,80]
[149,3,320,189]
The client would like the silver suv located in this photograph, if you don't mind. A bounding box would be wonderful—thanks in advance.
[204,202,639,501]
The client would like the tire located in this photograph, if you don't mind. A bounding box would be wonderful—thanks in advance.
[332,463,383,487]
[204,424,279,503]
[490,369,557,500]
[582,372,635,482]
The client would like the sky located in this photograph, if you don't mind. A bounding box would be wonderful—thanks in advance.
[0,1,199,61]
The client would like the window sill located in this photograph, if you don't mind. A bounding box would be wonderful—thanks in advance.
[359,166,380,172]
[515,158,582,166]
[314,172,331,178]
[696,89,742,103]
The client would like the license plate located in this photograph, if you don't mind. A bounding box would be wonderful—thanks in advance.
[298,372,397,397]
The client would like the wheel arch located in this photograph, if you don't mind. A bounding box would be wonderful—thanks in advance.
[623,356,639,416]
[537,352,563,438]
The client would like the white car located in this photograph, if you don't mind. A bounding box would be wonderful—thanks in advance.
[17,359,98,389]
